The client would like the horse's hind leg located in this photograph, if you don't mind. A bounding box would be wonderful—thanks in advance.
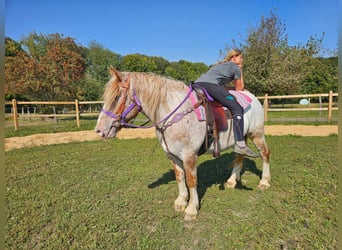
[171,160,188,212]
[226,154,245,188]
[252,135,271,189]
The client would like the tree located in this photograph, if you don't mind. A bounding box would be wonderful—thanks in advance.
[78,73,103,101]
[150,56,169,75]
[5,32,86,101]
[301,56,338,94]
[85,41,122,84]
[224,10,324,96]
[5,38,32,100]
[81,41,123,100]
[165,60,208,83]
[5,37,23,57]
[121,54,159,72]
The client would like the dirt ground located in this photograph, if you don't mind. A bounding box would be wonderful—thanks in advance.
[5,125,338,151]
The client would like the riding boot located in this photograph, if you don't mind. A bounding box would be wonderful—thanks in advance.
[232,114,259,158]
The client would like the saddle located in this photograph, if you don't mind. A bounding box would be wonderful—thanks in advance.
[192,84,232,158]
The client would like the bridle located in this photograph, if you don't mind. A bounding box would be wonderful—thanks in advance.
[100,77,194,129]
[100,75,142,127]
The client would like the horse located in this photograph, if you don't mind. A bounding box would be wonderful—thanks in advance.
[95,66,271,221]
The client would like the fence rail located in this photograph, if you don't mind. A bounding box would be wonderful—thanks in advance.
[5,91,338,130]
[260,91,338,122]
[5,99,104,130]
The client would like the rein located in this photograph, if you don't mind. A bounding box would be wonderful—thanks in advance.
[101,79,194,129]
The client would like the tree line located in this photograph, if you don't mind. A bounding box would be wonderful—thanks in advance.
[5,11,337,102]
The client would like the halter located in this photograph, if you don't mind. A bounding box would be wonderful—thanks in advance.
[100,79,194,129]
[100,75,142,124]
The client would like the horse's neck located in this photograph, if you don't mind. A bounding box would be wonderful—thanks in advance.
[138,91,180,123]
[133,74,186,122]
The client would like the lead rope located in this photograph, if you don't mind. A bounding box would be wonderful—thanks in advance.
[117,85,194,129]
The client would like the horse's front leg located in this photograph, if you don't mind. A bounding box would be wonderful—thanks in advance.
[226,154,245,188]
[183,153,199,221]
[171,160,188,212]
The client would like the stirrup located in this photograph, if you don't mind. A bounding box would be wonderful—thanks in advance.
[234,145,259,158]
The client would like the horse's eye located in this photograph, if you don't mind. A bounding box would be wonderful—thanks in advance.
[114,95,121,103]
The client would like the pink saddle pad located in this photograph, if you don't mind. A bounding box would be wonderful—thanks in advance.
[186,87,252,121]
[187,87,206,121]
[229,90,252,111]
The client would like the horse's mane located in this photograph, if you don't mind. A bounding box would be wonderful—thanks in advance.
[102,71,187,121]
[102,76,120,107]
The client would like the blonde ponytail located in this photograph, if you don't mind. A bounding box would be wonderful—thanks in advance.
[224,49,242,62]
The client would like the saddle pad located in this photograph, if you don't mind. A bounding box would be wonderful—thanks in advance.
[229,90,252,111]
[186,86,206,121]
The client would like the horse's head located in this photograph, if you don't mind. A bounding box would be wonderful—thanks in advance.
[95,66,140,138]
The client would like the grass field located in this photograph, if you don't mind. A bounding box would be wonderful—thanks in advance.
[5,135,337,249]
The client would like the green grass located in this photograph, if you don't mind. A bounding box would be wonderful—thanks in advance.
[266,110,338,125]
[5,136,338,249]
[5,119,97,138]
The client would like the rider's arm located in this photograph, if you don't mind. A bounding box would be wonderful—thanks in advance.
[234,66,244,91]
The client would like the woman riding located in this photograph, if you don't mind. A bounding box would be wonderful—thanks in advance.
[194,49,259,158]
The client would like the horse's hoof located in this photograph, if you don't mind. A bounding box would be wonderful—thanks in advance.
[174,204,186,212]
[258,181,270,190]
[226,181,237,189]
[184,213,197,221]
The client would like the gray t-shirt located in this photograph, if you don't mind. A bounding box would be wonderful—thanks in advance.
[195,61,241,86]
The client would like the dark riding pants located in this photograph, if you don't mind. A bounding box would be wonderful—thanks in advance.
[195,82,245,141]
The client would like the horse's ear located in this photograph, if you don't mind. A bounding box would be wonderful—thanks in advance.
[108,65,122,82]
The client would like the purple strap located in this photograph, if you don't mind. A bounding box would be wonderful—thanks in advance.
[132,89,141,109]
[101,90,141,120]
[121,103,136,119]
[101,108,119,119]
[101,85,193,129]
[193,83,214,101]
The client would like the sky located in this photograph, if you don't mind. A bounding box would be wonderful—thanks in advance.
[5,0,338,65]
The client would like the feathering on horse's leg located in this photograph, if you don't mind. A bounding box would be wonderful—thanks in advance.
[226,154,245,188]
[251,135,271,189]
[171,160,188,212]
[183,153,199,221]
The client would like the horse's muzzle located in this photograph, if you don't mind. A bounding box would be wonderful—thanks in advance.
[95,124,118,139]
[95,129,116,139]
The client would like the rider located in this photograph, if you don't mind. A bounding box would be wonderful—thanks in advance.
[194,49,259,158]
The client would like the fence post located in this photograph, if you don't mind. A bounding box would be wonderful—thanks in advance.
[328,90,333,122]
[263,94,269,122]
[75,99,80,128]
[12,99,19,130]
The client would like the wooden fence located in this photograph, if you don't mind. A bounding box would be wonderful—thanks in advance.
[260,90,338,122]
[4,91,338,130]
[5,100,103,130]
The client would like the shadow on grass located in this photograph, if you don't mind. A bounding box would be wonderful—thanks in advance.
[148,152,262,203]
